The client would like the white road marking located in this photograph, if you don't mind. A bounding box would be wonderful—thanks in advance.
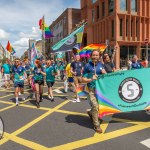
[140,139,150,148]
[54,89,63,94]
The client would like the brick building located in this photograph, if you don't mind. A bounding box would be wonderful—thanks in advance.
[47,8,81,61]
[81,0,150,69]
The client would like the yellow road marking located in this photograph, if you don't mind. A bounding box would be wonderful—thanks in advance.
[0,94,13,98]
[48,122,150,150]
[0,104,16,112]
[4,132,48,150]
[13,100,69,135]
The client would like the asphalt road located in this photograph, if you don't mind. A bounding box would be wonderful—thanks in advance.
[0,81,150,150]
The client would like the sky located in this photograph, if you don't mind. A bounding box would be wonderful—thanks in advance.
[0,0,80,57]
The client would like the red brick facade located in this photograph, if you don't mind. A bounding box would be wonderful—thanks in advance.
[81,0,150,69]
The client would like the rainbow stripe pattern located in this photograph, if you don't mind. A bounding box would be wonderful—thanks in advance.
[96,90,121,118]
[79,44,107,58]
[76,85,88,97]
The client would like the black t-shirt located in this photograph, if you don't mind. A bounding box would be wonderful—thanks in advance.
[104,62,115,73]
[71,61,83,76]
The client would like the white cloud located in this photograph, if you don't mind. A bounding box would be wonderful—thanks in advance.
[0,29,9,40]
[19,26,41,38]
[0,0,80,57]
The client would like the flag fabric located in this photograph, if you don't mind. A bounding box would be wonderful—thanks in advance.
[95,68,150,118]
[52,25,84,52]
[6,41,13,53]
[76,84,88,97]
[11,47,16,55]
[31,43,38,65]
[79,44,107,58]
[43,24,54,38]
[39,16,44,30]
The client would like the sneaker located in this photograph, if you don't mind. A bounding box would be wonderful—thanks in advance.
[16,102,19,106]
[76,98,80,103]
[22,97,25,101]
[18,92,21,96]
[48,95,51,99]
[71,99,77,103]
[51,98,54,102]
[32,93,35,99]
[36,102,40,108]
[94,126,102,134]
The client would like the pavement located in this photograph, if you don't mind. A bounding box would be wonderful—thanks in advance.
[0,80,150,150]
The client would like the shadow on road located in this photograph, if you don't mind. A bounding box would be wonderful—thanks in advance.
[65,115,94,129]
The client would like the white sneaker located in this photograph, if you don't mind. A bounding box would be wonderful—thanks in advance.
[18,92,21,96]
[16,102,19,106]
[22,97,25,101]
[48,95,51,99]
[71,99,77,103]
[32,93,35,99]
[76,98,80,103]
[146,110,150,115]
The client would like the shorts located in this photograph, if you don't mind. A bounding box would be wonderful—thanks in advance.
[46,81,54,87]
[67,77,74,83]
[34,80,44,85]
[14,82,24,88]
[73,76,82,85]
[4,74,10,81]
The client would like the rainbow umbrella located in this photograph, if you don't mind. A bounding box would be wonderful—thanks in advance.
[79,44,107,58]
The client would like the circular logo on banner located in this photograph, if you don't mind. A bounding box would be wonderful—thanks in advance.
[118,78,143,103]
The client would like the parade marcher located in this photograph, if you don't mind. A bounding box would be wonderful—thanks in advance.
[24,59,32,87]
[12,58,27,106]
[103,55,116,73]
[32,60,45,108]
[71,55,83,102]
[82,49,106,133]
[44,59,58,101]
[1,59,11,88]
[64,59,75,93]
[59,60,65,80]
[129,55,143,70]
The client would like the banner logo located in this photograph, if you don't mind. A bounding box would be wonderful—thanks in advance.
[118,78,143,103]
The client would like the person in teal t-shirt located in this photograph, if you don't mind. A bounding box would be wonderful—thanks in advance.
[44,59,58,101]
[1,59,11,88]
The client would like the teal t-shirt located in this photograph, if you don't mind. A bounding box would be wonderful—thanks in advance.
[2,63,11,74]
[33,67,45,81]
[46,66,57,82]
[12,66,25,82]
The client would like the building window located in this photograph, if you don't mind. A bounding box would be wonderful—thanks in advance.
[112,20,114,37]
[102,2,105,17]
[120,19,123,36]
[120,0,127,11]
[109,0,114,13]
[92,9,95,22]
[92,0,97,3]
[131,0,137,12]
[97,5,99,19]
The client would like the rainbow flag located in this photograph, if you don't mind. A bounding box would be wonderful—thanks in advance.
[76,84,88,97]
[79,44,107,58]
[44,24,54,38]
[6,41,16,55]
[6,41,13,53]
[39,16,44,30]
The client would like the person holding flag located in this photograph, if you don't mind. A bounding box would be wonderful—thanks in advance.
[82,49,106,133]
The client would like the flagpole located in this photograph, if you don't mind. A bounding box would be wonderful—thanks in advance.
[42,15,45,59]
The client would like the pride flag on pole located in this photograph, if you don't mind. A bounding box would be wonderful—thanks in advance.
[6,41,16,55]
[31,43,38,65]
